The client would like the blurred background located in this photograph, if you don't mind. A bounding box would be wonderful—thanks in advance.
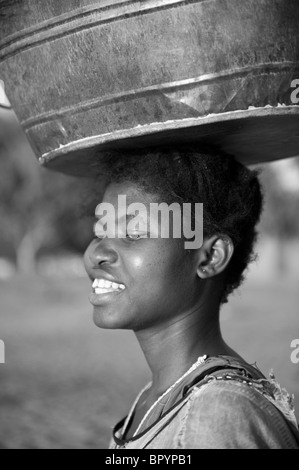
[0,101,298,449]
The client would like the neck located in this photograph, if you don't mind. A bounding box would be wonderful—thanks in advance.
[135,296,237,397]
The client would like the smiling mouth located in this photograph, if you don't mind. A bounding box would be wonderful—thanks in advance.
[92,278,126,295]
[89,278,126,306]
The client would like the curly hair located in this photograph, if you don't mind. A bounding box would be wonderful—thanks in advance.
[86,144,264,304]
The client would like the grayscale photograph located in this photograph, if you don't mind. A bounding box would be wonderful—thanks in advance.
[0,0,298,452]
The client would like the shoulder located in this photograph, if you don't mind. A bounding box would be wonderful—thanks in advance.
[177,378,299,449]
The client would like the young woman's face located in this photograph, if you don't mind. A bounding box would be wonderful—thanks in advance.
[83,181,203,331]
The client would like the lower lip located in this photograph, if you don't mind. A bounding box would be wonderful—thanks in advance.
[89,289,124,306]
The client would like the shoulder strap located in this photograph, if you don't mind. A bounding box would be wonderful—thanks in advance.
[182,355,266,397]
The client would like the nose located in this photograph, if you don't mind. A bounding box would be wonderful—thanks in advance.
[84,237,118,269]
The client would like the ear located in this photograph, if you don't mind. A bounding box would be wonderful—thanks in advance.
[196,235,234,279]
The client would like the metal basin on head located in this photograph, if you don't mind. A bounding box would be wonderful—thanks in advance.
[0,0,299,176]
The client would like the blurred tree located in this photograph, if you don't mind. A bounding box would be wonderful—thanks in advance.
[0,111,94,272]
[0,124,46,272]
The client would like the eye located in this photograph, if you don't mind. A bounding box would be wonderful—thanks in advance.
[126,232,147,241]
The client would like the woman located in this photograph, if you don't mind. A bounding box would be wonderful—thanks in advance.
[83,145,299,449]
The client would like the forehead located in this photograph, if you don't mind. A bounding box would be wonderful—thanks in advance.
[103,181,159,206]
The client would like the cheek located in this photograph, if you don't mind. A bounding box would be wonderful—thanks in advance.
[128,254,144,269]
[124,242,193,290]
[123,249,164,286]
[83,242,93,270]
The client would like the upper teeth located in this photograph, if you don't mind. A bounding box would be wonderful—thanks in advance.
[92,278,125,290]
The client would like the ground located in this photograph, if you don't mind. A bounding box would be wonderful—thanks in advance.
[0,273,298,449]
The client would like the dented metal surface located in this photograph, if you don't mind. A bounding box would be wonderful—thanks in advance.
[0,0,299,175]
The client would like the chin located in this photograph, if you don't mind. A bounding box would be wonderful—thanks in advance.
[92,307,133,330]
